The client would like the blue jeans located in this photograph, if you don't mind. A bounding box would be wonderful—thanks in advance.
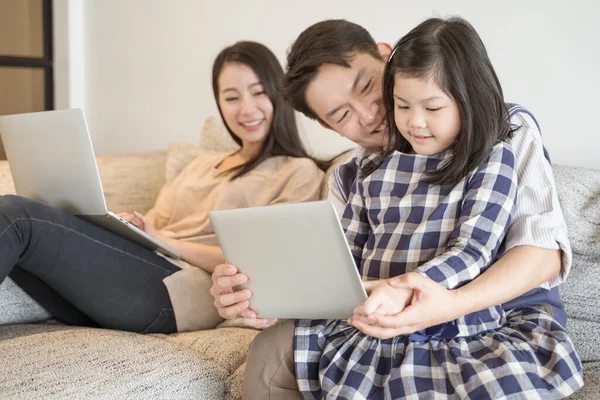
[0,195,179,333]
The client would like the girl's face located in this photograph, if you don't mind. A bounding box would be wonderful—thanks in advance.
[392,74,461,156]
[218,63,274,154]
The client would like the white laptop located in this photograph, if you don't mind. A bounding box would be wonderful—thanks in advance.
[209,201,367,319]
[0,108,180,259]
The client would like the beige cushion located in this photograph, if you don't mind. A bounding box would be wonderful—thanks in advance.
[164,116,238,184]
[97,151,167,214]
[165,142,203,183]
[0,324,229,399]
[198,116,239,154]
[0,161,16,195]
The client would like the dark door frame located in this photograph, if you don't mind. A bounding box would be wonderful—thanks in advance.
[0,0,54,110]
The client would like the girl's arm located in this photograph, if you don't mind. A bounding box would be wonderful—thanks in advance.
[415,143,518,289]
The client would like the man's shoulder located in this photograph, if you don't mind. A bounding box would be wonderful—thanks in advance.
[505,103,552,164]
[506,103,541,136]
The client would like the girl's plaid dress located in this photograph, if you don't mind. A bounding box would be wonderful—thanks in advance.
[295,142,583,399]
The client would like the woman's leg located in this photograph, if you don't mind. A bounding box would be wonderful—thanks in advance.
[9,266,98,326]
[0,195,179,333]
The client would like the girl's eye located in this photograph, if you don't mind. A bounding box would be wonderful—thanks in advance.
[337,110,349,124]
[427,107,442,112]
[362,78,373,94]
[225,97,238,102]
[253,91,266,96]
[397,106,409,110]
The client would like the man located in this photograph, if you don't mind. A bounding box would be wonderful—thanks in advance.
[211,20,571,398]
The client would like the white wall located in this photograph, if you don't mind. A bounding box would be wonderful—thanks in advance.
[54,0,599,168]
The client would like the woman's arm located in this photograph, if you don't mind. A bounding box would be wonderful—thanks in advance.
[133,212,225,273]
[157,234,225,273]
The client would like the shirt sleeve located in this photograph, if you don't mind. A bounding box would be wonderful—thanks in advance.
[327,172,348,220]
[342,177,371,268]
[504,111,572,289]
[416,143,518,289]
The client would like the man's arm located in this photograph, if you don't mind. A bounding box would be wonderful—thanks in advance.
[354,246,561,338]
[501,109,571,288]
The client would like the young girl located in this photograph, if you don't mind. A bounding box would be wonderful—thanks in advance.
[0,41,324,334]
[294,18,583,399]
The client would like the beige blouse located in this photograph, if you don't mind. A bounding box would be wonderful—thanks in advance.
[147,152,323,246]
[148,152,324,331]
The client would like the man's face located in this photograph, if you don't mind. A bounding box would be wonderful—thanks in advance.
[305,47,391,148]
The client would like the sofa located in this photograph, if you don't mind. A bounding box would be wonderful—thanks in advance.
[0,117,599,399]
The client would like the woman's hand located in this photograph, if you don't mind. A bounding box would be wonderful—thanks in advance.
[128,211,157,237]
[350,273,464,339]
[117,212,144,230]
[210,263,277,329]
[118,211,156,236]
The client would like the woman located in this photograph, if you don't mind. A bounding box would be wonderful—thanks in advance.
[0,41,324,334]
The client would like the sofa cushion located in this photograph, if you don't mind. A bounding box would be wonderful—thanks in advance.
[570,361,600,400]
[553,164,600,259]
[553,163,600,320]
[565,318,600,363]
[554,164,600,362]
[0,324,229,399]
[226,362,245,400]
[198,116,239,154]
[0,160,16,195]
[160,325,259,375]
[97,151,167,214]
[165,142,203,183]
[0,278,50,325]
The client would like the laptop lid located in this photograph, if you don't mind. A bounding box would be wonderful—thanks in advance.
[0,109,108,215]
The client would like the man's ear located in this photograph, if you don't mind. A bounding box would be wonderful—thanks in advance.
[376,42,393,61]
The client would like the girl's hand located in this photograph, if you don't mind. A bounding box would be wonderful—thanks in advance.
[350,273,464,339]
[376,272,464,333]
[348,278,413,338]
[354,279,413,317]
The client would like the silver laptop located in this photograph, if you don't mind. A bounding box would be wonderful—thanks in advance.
[209,201,367,319]
[0,108,179,259]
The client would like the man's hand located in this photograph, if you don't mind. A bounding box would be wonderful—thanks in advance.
[210,263,277,329]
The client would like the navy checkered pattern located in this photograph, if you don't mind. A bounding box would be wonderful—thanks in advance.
[294,143,583,399]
